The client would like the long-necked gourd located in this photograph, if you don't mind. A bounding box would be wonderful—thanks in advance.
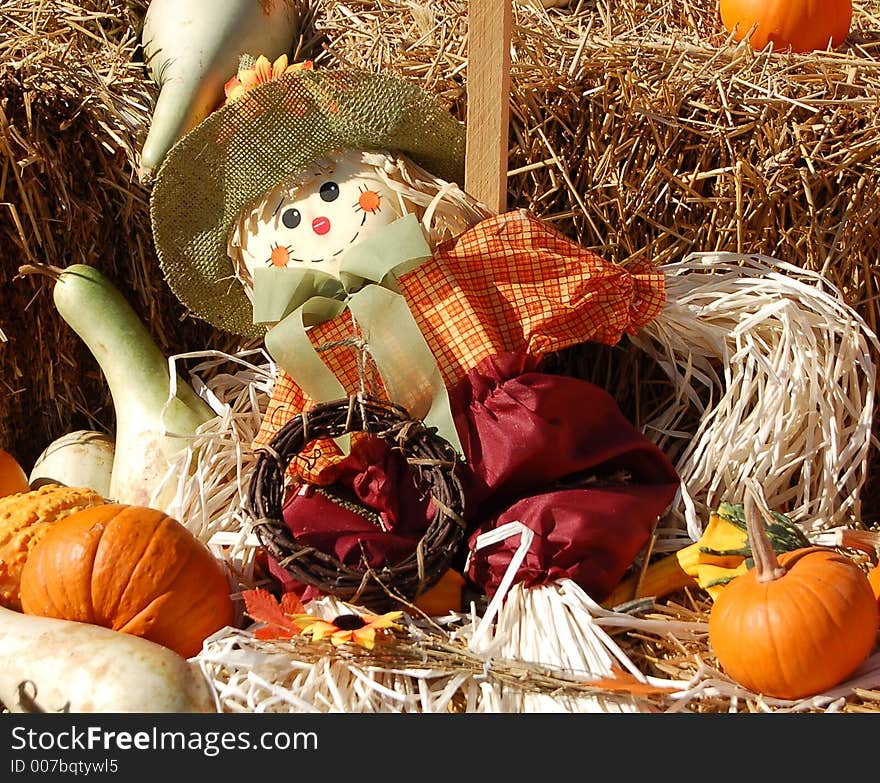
[139,0,302,179]
[0,607,217,712]
[47,264,216,511]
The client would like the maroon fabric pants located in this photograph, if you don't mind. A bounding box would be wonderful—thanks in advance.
[276,352,680,602]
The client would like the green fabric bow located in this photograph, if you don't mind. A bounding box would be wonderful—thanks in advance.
[252,214,463,456]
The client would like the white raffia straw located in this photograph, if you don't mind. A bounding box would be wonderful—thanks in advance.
[466,520,535,653]
[149,349,275,563]
[461,523,700,712]
[631,251,878,542]
[195,596,493,713]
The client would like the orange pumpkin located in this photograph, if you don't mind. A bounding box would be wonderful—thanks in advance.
[709,481,878,700]
[0,449,29,498]
[413,568,465,617]
[869,564,880,608]
[19,503,234,658]
[719,0,852,53]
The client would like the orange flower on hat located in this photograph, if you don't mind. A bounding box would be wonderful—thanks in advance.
[224,54,313,103]
[297,610,404,650]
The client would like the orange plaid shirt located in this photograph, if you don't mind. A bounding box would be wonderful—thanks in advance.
[254,210,665,481]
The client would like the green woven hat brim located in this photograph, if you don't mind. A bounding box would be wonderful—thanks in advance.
[150,68,466,339]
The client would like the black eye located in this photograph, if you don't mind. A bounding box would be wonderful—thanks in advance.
[281,208,301,229]
[319,181,339,202]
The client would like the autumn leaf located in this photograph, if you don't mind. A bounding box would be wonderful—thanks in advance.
[242,588,309,640]
[280,590,306,615]
[583,666,680,696]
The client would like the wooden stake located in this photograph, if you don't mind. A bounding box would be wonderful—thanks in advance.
[465,0,512,214]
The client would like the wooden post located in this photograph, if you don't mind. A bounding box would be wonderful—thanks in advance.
[465,0,512,214]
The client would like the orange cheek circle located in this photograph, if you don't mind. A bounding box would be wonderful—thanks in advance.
[359,189,382,213]
[270,245,290,267]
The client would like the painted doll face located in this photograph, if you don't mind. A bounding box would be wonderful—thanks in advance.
[235,154,402,282]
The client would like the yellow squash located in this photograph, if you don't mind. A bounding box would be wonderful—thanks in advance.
[604,502,811,606]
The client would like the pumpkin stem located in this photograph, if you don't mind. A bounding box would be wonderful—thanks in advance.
[743,479,787,583]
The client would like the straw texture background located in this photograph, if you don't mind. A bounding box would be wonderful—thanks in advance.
[2,0,880,524]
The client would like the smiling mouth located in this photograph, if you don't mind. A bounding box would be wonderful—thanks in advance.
[292,231,362,264]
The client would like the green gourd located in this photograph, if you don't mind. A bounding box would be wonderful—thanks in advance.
[139,0,302,179]
[39,264,216,511]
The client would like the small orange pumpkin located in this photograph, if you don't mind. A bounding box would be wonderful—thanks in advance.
[719,0,852,54]
[19,503,234,658]
[0,449,29,499]
[869,564,880,609]
[709,480,878,700]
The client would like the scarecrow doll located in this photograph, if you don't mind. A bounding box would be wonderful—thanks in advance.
[150,56,680,612]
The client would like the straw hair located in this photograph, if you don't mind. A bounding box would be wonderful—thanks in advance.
[150,67,467,339]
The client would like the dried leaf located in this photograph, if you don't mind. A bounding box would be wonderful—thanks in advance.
[280,590,307,615]
[584,666,679,696]
[242,588,305,639]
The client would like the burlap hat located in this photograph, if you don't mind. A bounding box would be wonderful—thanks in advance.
[150,66,466,339]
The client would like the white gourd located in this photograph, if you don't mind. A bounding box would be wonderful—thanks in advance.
[0,608,217,713]
[28,430,115,498]
[139,0,302,178]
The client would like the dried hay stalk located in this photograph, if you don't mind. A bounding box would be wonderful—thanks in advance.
[0,1,254,469]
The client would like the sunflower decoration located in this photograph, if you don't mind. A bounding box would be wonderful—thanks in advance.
[223,54,313,104]
[241,588,403,650]
[297,611,404,650]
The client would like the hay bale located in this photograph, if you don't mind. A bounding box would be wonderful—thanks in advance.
[0,1,257,471]
[314,1,879,302]
[1,2,179,468]
[2,0,879,525]
[314,0,880,522]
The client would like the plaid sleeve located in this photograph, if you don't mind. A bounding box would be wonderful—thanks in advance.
[399,209,665,373]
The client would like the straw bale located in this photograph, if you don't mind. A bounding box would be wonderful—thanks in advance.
[0,0,249,471]
[2,0,880,524]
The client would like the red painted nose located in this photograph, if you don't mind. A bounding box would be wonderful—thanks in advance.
[312,216,331,235]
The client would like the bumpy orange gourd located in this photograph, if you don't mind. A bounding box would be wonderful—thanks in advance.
[0,484,105,610]
[19,503,234,658]
[719,0,852,53]
[709,481,878,700]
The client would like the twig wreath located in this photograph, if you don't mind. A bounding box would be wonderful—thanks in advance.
[246,393,468,611]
